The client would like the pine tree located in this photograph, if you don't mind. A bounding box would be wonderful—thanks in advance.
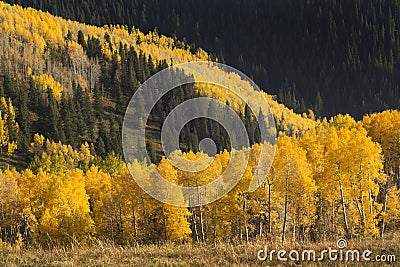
[17,91,31,150]
[314,91,323,117]
[93,84,104,119]
[3,74,14,99]
[60,93,78,147]
[77,30,87,49]
[115,86,126,114]
[45,88,65,142]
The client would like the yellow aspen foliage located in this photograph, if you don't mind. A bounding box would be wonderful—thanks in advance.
[384,188,400,225]
[200,150,240,241]
[0,169,24,244]
[29,135,93,173]
[273,135,316,242]
[362,111,400,236]
[111,166,148,244]
[30,133,45,154]
[37,169,94,245]
[84,166,112,238]
[60,169,94,241]
[362,110,400,184]
[163,203,192,242]
[0,97,18,154]
[31,74,64,100]
[17,169,40,239]
[301,115,384,237]
[329,113,357,129]
[127,160,161,242]
[157,158,192,242]
[19,169,49,225]
[0,111,9,153]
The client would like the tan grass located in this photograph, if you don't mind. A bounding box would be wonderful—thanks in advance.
[2,237,400,267]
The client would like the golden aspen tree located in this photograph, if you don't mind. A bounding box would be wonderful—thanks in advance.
[301,115,384,238]
[299,119,336,238]
[362,110,400,177]
[53,169,94,243]
[127,160,160,243]
[20,169,50,244]
[0,112,8,154]
[38,169,93,245]
[17,169,40,243]
[0,97,18,154]
[84,165,113,239]
[327,118,383,237]
[248,143,280,239]
[110,166,148,244]
[31,74,64,100]
[172,151,211,243]
[110,167,137,244]
[194,152,229,243]
[157,157,191,242]
[382,188,400,237]
[273,135,316,243]
[362,110,400,237]
[0,169,24,244]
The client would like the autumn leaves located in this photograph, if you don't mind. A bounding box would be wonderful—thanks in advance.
[1,111,395,247]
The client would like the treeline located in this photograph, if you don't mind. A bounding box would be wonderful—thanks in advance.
[1,111,400,247]
[6,0,400,118]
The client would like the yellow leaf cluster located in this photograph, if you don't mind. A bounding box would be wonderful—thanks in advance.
[31,74,64,100]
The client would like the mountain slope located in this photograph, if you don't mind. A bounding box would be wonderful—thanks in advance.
[4,0,400,118]
[0,1,315,166]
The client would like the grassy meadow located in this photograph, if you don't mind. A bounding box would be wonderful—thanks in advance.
[2,236,400,266]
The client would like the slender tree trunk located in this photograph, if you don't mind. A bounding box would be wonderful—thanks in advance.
[200,207,205,243]
[140,195,148,239]
[268,183,272,234]
[331,203,335,239]
[243,198,249,244]
[381,192,388,239]
[245,223,249,244]
[293,217,296,241]
[192,209,199,242]
[197,189,205,243]
[282,174,288,244]
[339,178,350,238]
[132,207,137,238]
[119,206,123,242]
[213,208,217,245]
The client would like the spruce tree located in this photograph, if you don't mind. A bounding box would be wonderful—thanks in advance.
[46,87,65,142]
[93,84,104,119]
[16,91,31,150]
[77,30,86,49]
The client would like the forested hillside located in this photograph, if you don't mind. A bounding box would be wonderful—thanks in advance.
[0,1,314,166]
[1,1,400,254]
[5,0,400,118]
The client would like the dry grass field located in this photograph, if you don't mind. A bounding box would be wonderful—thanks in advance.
[2,237,400,267]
